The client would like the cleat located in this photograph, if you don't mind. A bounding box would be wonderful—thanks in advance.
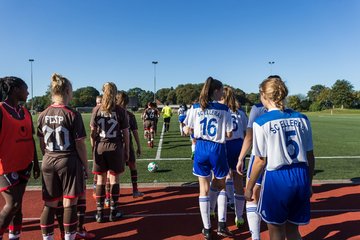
[133,191,144,198]
[147,141,151,148]
[217,226,234,238]
[227,203,235,211]
[95,211,104,223]
[150,140,154,148]
[104,198,110,208]
[235,216,245,228]
[109,209,123,222]
[202,228,212,240]
[75,228,96,239]
[210,211,216,220]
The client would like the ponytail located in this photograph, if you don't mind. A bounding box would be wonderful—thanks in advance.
[199,77,223,110]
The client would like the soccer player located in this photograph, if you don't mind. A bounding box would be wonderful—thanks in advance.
[177,103,188,136]
[161,102,172,132]
[245,76,315,240]
[183,77,233,239]
[90,82,129,223]
[116,91,144,198]
[220,86,248,227]
[38,73,89,240]
[142,102,158,148]
[0,76,40,240]
[236,101,267,240]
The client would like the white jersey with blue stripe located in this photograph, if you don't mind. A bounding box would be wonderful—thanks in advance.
[178,106,187,116]
[228,109,248,141]
[252,108,314,171]
[248,103,267,129]
[185,102,233,144]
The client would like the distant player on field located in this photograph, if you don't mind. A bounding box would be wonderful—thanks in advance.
[142,102,158,148]
[245,75,315,240]
[183,77,234,239]
[161,102,172,132]
[177,103,188,136]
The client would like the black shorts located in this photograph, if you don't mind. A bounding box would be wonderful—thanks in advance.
[93,141,125,175]
[164,117,171,123]
[0,162,33,192]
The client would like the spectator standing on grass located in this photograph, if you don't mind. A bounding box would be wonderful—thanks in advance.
[209,86,248,229]
[37,73,90,240]
[161,102,172,132]
[90,82,129,223]
[116,91,144,198]
[236,100,267,240]
[183,77,234,239]
[245,76,315,240]
[0,76,40,240]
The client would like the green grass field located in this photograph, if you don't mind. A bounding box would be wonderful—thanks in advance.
[29,110,360,186]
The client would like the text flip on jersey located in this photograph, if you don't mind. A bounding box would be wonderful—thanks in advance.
[185,102,233,144]
[252,109,314,171]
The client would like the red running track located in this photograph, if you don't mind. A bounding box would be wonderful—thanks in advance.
[0,183,359,240]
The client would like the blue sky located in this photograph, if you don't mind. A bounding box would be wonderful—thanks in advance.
[1,0,359,99]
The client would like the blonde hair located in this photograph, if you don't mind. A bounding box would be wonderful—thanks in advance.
[101,82,117,113]
[199,77,223,110]
[51,73,72,100]
[259,75,288,111]
[222,86,239,112]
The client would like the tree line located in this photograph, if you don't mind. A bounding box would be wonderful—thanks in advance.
[27,79,359,112]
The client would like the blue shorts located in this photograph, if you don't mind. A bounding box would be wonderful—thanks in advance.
[179,115,186,123]
[258,163,311,225]
[226,138,243,170]
[247,155,264,185]
[193,139,229,179]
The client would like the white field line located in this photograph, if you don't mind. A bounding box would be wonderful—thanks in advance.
[21,208,360,221]
[37,155,360,163]
[155,124,165,160]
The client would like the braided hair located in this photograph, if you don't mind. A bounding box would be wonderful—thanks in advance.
[0,76,27,101]
[259,75,288,111]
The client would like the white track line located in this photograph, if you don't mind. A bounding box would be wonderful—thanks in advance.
[155,125,165,160]
[21,208,360,221]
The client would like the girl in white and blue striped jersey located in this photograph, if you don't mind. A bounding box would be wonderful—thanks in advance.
[245,76,315,240]
[184,77,233,239]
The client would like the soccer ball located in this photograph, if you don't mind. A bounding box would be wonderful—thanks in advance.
[147,162,158,173]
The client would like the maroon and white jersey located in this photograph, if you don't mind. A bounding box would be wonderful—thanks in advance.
[90,105,129,143]
[143,108,158,121]
[37,104,86,156]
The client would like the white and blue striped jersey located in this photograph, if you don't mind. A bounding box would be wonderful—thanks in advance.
[248,103,267,129]
[178,106,187,116]
[228,109,248,141]
[252,109,314,171]
[185,102,233,144]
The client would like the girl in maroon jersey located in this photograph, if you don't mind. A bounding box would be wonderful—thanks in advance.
[90,82,129,223]
[0,76,40,240]
[37,74,90,240]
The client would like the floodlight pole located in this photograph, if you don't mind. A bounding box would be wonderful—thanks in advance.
[152,61,158,103]
[268,61,275,74]
[29,59,34,111]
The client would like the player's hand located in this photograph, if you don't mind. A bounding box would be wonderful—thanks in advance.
[244,188,253,201]
[236,159,245,176]
[33,162,40,179]
[136,148,141,158]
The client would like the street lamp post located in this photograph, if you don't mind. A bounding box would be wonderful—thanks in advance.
[268,61,275,74]
[152,61,158,103]
[29,59,34,111]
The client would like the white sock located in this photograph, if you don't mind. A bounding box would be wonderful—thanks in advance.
[209,186,219,213]
[199,196,211,229]
[217,190,227,222]
[226,179,234,204]
[9,232,20,240]
[246,202,261,240]
[42,234,54,240]
[234,193,245,219]
[64,232,76,240]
